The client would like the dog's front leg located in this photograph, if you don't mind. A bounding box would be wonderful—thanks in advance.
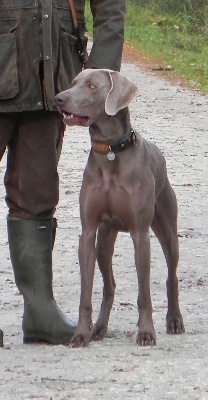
[132,229,156,346]
[70,228,97,347]
[92,223,118,341]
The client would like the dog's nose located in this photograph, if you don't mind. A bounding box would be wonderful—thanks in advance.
[55,93,66,105]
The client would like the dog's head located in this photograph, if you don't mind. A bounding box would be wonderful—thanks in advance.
[55,69,138,127]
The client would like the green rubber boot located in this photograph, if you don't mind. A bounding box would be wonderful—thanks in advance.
[7,218,76,344]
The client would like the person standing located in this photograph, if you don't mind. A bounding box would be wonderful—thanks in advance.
[0,0,126,345]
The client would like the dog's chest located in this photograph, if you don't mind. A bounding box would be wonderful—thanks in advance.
[96,171,144,231]
[82,157,155,231]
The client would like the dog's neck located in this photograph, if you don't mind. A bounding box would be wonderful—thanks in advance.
[89,107,131,144]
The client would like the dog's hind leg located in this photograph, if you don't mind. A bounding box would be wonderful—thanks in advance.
[151,179,185,335]
[92,223,118,341]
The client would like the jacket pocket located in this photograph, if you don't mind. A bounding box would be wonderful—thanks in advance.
[0,18,18,99]
[0,17,17,34]
[57,18,83,92]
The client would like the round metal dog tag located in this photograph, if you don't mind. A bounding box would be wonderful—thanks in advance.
[107,151,115,161]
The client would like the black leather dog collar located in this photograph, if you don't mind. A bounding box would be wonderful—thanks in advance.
[92,128,137,155]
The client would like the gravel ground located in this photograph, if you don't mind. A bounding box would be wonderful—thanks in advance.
[0,56,208,399]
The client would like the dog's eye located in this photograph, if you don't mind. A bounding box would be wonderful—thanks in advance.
[88,84,96,89]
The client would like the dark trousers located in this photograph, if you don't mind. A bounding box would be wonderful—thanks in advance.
[0,111,64,219]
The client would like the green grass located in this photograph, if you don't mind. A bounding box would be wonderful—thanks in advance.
[85,1,208,93]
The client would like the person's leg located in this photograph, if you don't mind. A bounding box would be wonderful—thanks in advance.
[6,110,76,344]
[0,113,19,342]
[0,113,19,162]
[5,110,63,219]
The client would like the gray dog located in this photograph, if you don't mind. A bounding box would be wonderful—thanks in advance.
[55,68,185,347]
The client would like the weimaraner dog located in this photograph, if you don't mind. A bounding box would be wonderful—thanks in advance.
[55,68,185,347]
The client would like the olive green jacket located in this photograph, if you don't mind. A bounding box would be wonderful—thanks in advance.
[0,0,126,112]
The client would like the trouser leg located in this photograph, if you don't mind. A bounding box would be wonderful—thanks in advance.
[0,113,19,162]
[5,110,64,219]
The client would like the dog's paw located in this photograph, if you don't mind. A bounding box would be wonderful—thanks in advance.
[70,333,91,348]
[136,330,156,346]
[166,313,185,334]
[92,324,107,341]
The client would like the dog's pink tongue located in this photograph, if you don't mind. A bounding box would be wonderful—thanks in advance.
[64,114,89,127]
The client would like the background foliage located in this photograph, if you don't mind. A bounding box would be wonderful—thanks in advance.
[134,0,208,27]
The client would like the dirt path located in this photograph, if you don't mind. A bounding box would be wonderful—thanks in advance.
[0,52,208,399]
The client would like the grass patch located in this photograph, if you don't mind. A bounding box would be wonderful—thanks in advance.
[125,2,208,92]
[85,1,208,93]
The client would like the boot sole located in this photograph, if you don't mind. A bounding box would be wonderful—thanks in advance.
[23,333,74,345]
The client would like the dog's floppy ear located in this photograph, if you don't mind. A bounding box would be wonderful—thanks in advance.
[105,71,138,116]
